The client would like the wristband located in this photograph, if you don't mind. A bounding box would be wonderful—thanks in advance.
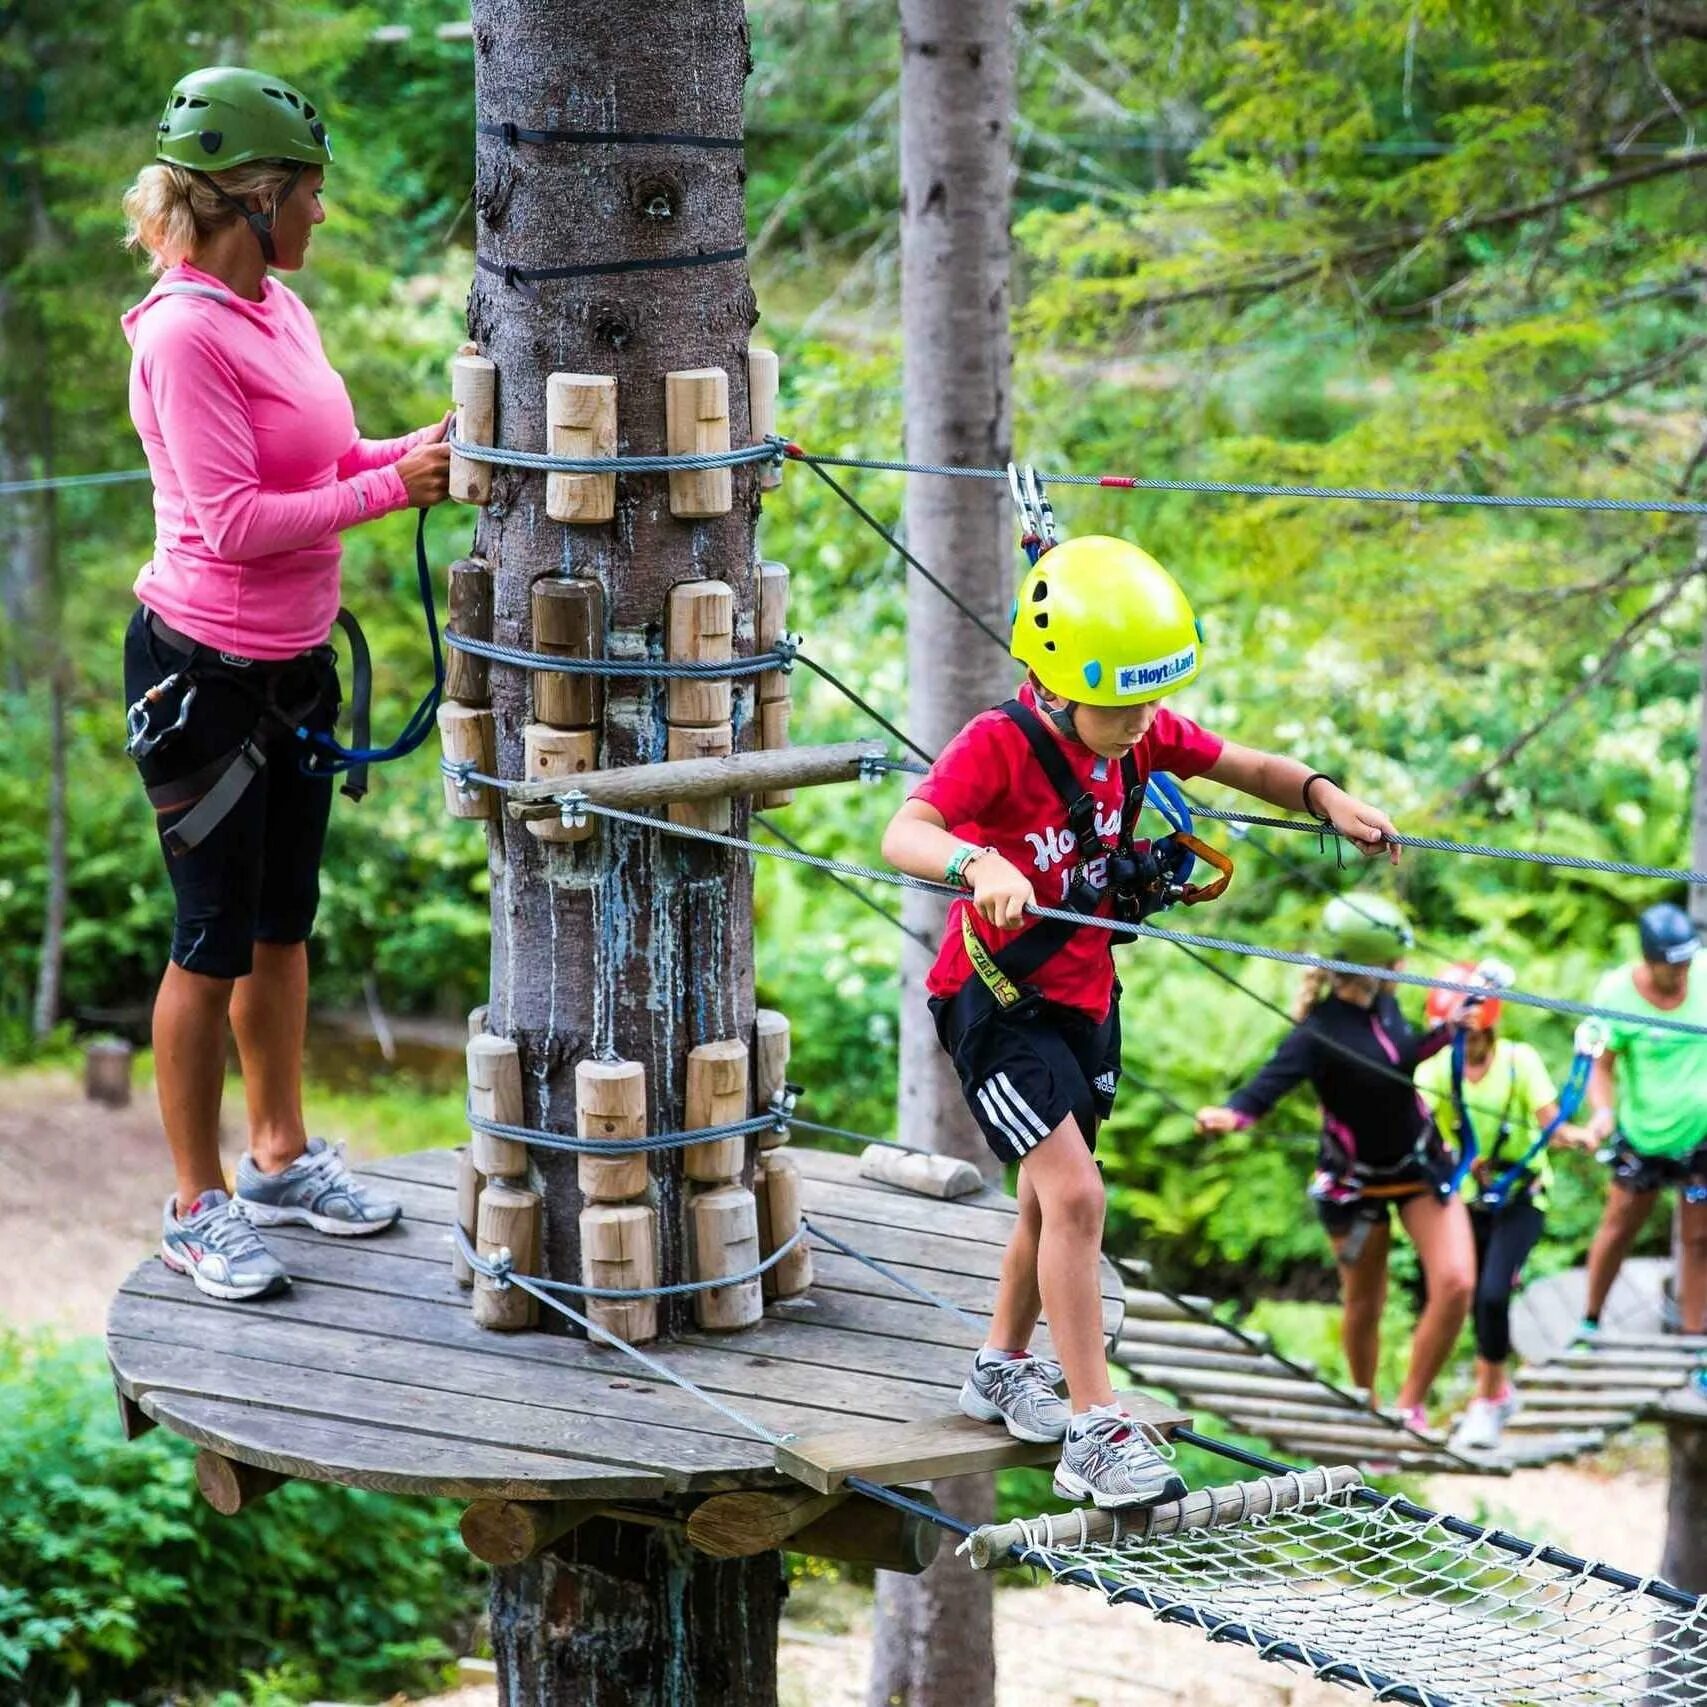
[945,843,997,889]
[1300,771,1340,822]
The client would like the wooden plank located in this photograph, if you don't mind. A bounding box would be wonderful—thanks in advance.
[360,1149,458,1188]
[1197,1395,1375,1428]
[1116,1362,1365,1407]
[1537,1348,1704,1373]
[1519,1365,1685,1391]
[141,1392,668,1501]
[776,1393,1190,1494]
[111,1336,776,1492]
[1596,1332,1707,1353]
[116,1267,963,1420]
[1504,1409,1631,1431]
[1508,1385,1662,1410]
[1248,1419,1450,1454]
[1116,1319,1270,1354]
[1106,1344,1299,1379]
[1122,1289,1198,1322]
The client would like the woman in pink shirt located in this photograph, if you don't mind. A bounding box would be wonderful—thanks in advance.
[120,67,452,1301]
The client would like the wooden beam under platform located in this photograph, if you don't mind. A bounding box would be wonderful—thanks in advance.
[503,740,882,819]
[775,1392,1190,1495]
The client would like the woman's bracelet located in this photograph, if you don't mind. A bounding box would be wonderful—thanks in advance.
[1300,771,1340,822]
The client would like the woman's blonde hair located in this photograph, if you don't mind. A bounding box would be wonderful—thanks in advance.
[1293,965,1388,1019]
[121,159,300,274]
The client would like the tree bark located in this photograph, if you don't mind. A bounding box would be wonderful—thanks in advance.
[872,3,1015,1705]
[468,4,778,1701]
[491,1519,783,1706]
[1655,1408,1707,1701]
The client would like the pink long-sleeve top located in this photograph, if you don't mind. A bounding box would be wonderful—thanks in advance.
[123,261,431,659]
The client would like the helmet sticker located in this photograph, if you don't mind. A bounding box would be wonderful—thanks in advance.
[1115,645,1196,697]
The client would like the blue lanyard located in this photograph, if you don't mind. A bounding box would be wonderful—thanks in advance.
[1477,1023,1605,1211]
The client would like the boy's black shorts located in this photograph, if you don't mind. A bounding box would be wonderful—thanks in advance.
[1609,1133,1707,1195]
[929,983,1122,1167]
[124,605,339,981]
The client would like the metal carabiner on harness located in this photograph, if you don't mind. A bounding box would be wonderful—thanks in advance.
[1007,462,1057,565]
[125,672,198,761]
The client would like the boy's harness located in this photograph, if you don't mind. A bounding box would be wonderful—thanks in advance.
[957,697,1231,1015]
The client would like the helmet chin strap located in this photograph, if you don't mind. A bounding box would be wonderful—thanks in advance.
[207,164,304,266]
[1043,699,1082,745]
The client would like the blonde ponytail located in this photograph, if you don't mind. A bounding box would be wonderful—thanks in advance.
[120,159,300,275]
[1293,964,1329,1021]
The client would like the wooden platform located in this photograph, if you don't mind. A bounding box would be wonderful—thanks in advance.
[106,1147,1125,1500]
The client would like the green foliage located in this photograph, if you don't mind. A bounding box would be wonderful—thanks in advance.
[0,1331,483,1706]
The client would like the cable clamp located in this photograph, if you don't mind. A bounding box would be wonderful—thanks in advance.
[767,1079,801,1133]
[490,1245,515,1286]
[558,788,590,830]
[763,434,791,468]
[450,759,478,800]
[772,631,801,674]
[858,751,889,785]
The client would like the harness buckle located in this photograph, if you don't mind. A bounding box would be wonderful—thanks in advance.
[125,675,198,760]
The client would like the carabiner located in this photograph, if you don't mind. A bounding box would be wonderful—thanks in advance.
[125,673,197,760]
[1006,461,1057,564]
[1166,833,1234,906]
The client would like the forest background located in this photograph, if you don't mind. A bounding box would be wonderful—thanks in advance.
[5,0,1707,1318]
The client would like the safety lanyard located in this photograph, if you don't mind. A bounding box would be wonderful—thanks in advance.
[1447,1035,1520,1193]
[1478,1024,1605,1211]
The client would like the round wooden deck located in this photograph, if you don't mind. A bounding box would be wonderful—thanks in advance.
[107,1147,1124,1500]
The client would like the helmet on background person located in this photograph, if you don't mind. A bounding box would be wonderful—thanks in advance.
[1009,535,1202,707]
[1320,893,1413,968]
[1425,962,1503,1030]
[1638,901,1699,965]
[155,67,333,172]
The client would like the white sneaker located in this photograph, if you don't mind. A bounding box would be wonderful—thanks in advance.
[1455,1397,1505,1453]
[1053,1405,1187,1510]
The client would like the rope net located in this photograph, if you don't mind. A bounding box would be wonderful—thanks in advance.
[966,1472,1707,1707]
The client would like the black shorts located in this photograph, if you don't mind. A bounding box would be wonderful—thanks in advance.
[124,606,339,981]
[1609,1134,1707,1195]
[1312,1144,1452,1239]
[930,984,1122,1167]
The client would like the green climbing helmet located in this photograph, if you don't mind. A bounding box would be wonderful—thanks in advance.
[1321,893,1414,968]
[155,67,333,172]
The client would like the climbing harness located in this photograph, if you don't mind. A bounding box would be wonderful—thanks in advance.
[1478,1020,1606,1212]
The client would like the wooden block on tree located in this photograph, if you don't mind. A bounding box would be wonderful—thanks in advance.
[686,1486,845,1558]
[460,1497,604,1565]
[467,1003,490,1039]
[755,697,793,809]
[755,1150,812,1301]
[792,1489,941,1575]
[444,558,493,705]
[665,366,732,517]
[545,372,617,523]
[524,725,598,845]
[195,1448,289,1515]
[580,1203,659,1344]
[776,1394,1191,1494]
[690,1184,763,1332]
[474,1181,540,1332]
[665,579,733,728]
[450,345,495,505]
[858,1144,984,1200]
[531,578,604,730]
[684,1038,749,1182]
[575,1057,650,1202]
[747,347,781,491]
[467,1034,527,1178]
[84,1038,133,1108]
[453,1144,480,1289]
[437,704,496,820]
[756,560,790,702]
[753,1010,791,1150]
[666,723,734,831]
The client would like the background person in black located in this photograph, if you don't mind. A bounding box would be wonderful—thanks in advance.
[1196,894,1470,1432]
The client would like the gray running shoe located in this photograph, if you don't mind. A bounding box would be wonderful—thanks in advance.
[161,1189,290,1301]
[958,1351,1070,1444]
[1053,1407,1188,1510]
[235,1138,401,1237]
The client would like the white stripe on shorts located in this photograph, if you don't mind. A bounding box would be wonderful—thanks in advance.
[976,1082,1034,1155]
[993,1071,1050,1141]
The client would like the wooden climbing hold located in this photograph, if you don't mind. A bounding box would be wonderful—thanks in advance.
[665,579,733,729]
[684,1039,749,1182]
[666,722,735,832]
[755,1149,812,1300]
[574,1058,650,1203]
[437,703,496,821]
[544,372,617,524]
[753,1010,791,1151]
[467,1034,528,1180]
[474,1181,541,1333]
[444,558,493,706]
[858,1145,984,1200]
[579,1202,659,1345]
[754,561,792,808]
[664,367,732,517]
[689,1184,764,1332]
[524,725,598,845]
[747,346,781,492]
[450,344,496,505]
[530,578,604,731]
[453,1144,479,1290]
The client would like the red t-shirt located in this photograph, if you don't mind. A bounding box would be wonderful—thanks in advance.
[913,683,1225,1020]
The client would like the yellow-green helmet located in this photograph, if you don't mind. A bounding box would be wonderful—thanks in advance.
[1322,893,1413,966]
[1010,536,1202,705]
[155,67,333,172]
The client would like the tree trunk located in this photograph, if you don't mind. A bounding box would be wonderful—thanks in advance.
[490,1520,783,1706]
[872,3,1014,1705]
[1692,560,1707,939]
[33,661,68,1040]
[468,3,776,1699]
[1654,1409,1707,1701]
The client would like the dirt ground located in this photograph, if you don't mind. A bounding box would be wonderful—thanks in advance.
[1,1067,1673,1707]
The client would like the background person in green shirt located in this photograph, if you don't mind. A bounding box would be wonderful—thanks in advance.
[1416,970,1592,1453]
[1581,903,1707,1339]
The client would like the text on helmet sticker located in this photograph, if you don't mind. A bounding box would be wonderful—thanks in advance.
[1115,645,1196,697]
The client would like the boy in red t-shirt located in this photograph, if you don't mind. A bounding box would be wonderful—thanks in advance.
[882,534,1400,1508]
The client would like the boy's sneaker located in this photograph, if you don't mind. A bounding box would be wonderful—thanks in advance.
[958,1350,1070,1444]
[235,1138,401,1237]
[161,1189,290,1301]
[1571,1319,1601,1350]
[1454,1397,1506,1453]
[1053,1405,1188,1510]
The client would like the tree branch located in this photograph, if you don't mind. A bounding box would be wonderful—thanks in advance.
[1126,149,1707,315]
[1523,331,1707,424]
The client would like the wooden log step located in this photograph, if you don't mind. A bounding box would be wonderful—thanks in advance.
[1117,1362,1369,1407]
[1249,1421,1455,1457]
[1123,1288,1208,1320]
[1507,1385,1662,1411]
[1202,1395,1376,1429]
[1504,1409,1631,1432]
[1541,1348,1704,1372]
[776,1393,1190,1495]
[1109,1343,1298,1379]
[1519,1365,1684,1392]
[1595,1332,1707,1353]
[1117,1318,1273,1354]
[687,1486,847,1558]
